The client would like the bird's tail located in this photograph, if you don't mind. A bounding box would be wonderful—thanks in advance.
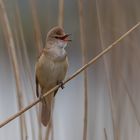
[41,93,54,126]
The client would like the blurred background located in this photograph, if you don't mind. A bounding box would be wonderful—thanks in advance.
[0,0,140,140]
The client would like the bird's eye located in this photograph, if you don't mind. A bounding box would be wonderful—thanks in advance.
[54,36,59,39]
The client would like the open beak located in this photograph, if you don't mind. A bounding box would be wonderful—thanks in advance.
[59,34,72,42]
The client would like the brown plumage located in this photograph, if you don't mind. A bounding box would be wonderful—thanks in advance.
[35,26,70,126]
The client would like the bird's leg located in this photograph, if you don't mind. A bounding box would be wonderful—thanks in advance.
[57,81,65,89]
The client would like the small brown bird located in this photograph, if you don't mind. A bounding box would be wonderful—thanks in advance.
[35,26,71,126]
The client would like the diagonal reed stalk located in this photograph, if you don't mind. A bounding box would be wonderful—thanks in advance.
[95,0,116,139]
[78,0,88,140]
[0,20,140,128]
[0,0,27,139]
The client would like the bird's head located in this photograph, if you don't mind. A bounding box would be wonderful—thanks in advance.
[46,26,71,48]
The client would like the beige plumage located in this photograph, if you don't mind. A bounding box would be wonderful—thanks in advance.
[35,26,70,126]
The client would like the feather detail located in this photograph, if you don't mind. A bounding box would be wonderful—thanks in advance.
[41,91,54,126]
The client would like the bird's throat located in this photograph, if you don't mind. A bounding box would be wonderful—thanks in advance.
[57,41,67,49]
[47,45,67,61]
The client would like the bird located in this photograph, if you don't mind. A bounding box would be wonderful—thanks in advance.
[35,26,71,126]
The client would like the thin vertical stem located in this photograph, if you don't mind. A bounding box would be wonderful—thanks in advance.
[78,0,88,140]
[13,18,28,140]
[95,0,116,140]
[45,121,52,140]
[0,0,27,140]
[119,72,140,126]
[14,2,37,140]
[30,0,43,54]
[15,2,35,99]
[29,1,43,139]
[58,0,64,27]
[45,0,65,139]
[104,128,108,140]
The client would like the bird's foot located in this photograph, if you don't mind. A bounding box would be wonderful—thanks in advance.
[59,81,65,89]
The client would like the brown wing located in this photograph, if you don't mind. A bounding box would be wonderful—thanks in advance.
[35,48,47,98]
[35,75,39,98]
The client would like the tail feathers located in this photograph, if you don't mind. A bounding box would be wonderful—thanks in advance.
[41,92,55,126]
[41,102,51,126]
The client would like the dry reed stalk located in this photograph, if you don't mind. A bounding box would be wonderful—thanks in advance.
[14,4,37,140]
[78,0,88,140]
[15,2,35,100]
[0,0,27,139]
[45,0,66,139]
[30,0,43,54]
[45,111,54,140]
[116,127,120,140]
[45,120,52,140]
[14,2,40,140]
[95,0,116,140]
[0,13,11,62]
[45,1,65,139]
[111,50,140,139]
[104,128,108,140]
[58,0,64,27]
[0,21,140,127]
[29,0,44,139]
[95,0,140,137]
[13,17,29,140]
[51,120,54,140]
[119,72,140,126]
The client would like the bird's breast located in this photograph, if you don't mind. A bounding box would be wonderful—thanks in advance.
[36,54,68,90]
